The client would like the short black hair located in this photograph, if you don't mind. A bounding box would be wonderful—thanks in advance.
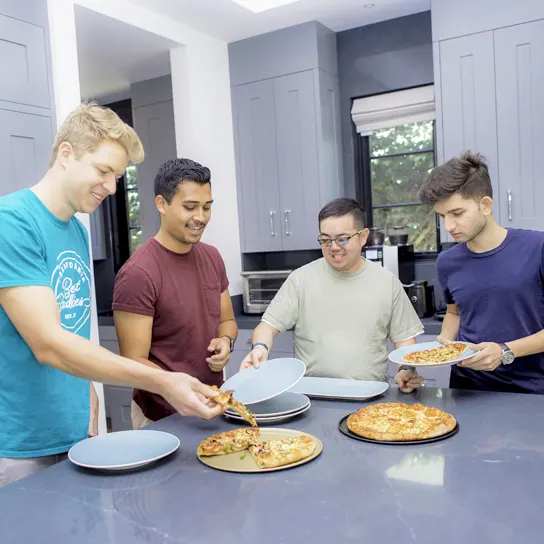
[318,198,366,230]
[418,151,492,205]
[154,158,211,203]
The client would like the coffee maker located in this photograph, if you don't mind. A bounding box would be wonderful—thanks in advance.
[405,280,436,318]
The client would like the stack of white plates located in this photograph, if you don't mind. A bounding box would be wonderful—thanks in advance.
[224,391,310,425]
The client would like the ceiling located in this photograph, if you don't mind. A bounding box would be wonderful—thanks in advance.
[75,0,430,100]
[127,0,431,43]
[75,5,177,101]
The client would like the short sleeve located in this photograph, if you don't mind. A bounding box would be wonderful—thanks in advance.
[0,211,50,288]
[262,276,299,333]
[112,265,157,317]
[437,254,454,305]
[388,277,424,344]
[216,251,229,293]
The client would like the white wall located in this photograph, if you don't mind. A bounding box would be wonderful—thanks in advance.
[431,0,544,42]
[47,0,106,435]
[75,0,243,296]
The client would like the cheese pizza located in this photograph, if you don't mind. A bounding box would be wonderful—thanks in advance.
[248,436,316,468]
[402,342,468,364]
[347,402,456,441]
[197,428,261,456]
[211,386,257,427]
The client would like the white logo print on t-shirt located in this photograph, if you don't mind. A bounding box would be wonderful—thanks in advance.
[51,251,91,333]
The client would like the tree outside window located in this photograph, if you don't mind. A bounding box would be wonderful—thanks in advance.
[125,165,142,254]
[368,120,438,252]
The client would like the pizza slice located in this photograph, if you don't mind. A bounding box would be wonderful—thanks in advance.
[197,428,261,457]
[248,435,316,469]
[211,386,257,427]
[402,342,468,364]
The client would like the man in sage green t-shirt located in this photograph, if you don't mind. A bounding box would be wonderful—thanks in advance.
[241,198,424,392]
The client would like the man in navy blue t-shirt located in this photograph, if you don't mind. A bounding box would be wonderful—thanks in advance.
[417,151,544,394]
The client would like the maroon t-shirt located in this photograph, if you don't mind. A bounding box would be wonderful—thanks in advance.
[112,239,229,421]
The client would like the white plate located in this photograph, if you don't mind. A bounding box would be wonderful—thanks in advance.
[224,402,311,424]
[68,430,180,471]
[221,358,306,405]
[388,341,477,368]
[288,377,389,400]
[225,392,310,417]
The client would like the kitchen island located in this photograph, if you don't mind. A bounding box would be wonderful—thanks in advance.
[1,387,542,544]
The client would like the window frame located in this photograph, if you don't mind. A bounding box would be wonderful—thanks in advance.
[354,119,440,256]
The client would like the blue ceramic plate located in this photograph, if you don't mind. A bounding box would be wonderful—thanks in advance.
[388,341,477,368]
[68,430,180,471]
[225,391,309,417]
[288,377,389,400]
[221,358,306,405]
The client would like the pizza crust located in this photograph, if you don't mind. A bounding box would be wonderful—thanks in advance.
[347,402,456,442]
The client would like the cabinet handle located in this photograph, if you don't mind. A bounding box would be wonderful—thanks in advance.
[285,209,291,235]
[507,190,512,221]
[270,211,276,236]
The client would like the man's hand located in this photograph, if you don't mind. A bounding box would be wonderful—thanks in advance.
[240,345,269,371]
[458,342,503,371]
[395,368,424,393]
[437,335,453,345]
[89,383,99,437]
[158,373,226,419]
[206,337,231,372]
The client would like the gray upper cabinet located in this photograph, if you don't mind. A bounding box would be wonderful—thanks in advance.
[235,79,283,252]
[274,71,320,251]
[0,109,52,197]
[230,21,342,253]
[234,68,342,252]
[0,13,50,109]
[439,32,500,209]
[494,19,544,231]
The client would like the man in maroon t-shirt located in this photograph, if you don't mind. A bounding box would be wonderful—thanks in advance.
[113,158,238,427]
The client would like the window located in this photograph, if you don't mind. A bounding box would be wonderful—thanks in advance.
[362,120,439,252]
[125,165,142,254]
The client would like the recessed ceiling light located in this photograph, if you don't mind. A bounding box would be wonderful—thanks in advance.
[232,0,303,13]
[365,3,376,7]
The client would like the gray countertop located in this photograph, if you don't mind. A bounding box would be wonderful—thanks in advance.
[2,387,542,544]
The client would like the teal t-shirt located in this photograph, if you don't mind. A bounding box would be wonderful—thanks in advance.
[0,189,91,458]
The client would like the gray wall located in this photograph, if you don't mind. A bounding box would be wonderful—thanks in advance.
[336,11,434,198]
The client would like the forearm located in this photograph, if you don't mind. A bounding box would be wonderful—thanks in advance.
[218,319,238,342]
[440,312,460,341]
[252,321,278,349]
[508,330,544,358]
[38,328,166,394]
[394,337,416,349]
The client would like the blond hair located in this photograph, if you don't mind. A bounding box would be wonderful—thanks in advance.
[50,102,144,167]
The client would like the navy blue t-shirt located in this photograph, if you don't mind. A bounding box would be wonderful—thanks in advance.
[437,228,544,394]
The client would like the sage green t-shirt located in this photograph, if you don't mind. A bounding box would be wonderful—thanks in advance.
[262,258,423,382]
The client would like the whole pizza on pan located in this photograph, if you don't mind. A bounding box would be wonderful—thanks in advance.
[347,402,457,442]
[402,342,468,364]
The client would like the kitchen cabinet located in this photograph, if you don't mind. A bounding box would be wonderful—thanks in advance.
[0,109,53,197]
[436,18,544,231]
[494,19,544,231]
[439,32,500,205]
[234,68,342,252]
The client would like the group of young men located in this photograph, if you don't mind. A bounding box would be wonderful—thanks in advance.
[0,103,542,487]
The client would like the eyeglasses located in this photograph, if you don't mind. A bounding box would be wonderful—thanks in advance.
[317,230,363,247]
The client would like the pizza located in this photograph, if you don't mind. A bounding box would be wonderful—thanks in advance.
[248,436,316,468]
[211,386,257,427]
[197,428,260,456]
[402,342,468,364]
[347,402,456,441]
